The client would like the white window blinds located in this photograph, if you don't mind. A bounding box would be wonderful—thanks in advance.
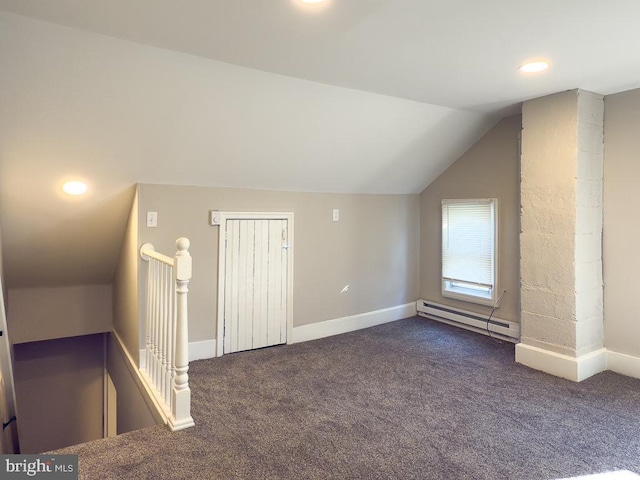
[441,199,497,305]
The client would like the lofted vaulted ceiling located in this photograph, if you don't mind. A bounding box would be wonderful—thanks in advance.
[2,0,640,112]
[1,0,639,287]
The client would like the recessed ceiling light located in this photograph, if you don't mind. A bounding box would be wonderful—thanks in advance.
[62,181,88,196]
[519,61,550,74]
[295,0,329,10]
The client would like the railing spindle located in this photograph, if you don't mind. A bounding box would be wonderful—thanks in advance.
[150,260,157,387]
[145,257,152,372]
[165,268,174,406]
[154,264,159,391]
[162,263,170,403]
[159,264,165,402]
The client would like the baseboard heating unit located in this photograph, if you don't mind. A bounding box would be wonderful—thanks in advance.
[416,300,520,343]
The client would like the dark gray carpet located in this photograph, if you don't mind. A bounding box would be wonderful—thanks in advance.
[57,317,640,479]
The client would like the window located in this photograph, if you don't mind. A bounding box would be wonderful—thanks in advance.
[441,199,497,306]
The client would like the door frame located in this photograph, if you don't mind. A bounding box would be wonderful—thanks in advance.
[215,212,294,357]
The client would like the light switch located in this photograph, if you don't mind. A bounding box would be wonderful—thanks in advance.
[147,211,158,228]
[210,210,221,226]
[333,209,340,222]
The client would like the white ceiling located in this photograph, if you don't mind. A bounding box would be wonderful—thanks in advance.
[1,0,639,288]
[1,0,640,113]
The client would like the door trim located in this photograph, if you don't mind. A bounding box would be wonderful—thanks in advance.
[216,212,294,357]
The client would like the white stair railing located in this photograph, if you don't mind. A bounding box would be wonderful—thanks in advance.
[140,238,194,432]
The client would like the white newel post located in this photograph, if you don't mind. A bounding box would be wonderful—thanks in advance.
[140,238,195,431]
[170,237,195,431]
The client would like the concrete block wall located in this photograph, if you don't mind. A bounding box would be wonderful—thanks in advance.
[520,91,579,356]
[520,89,604,360]
[575,91,604,356]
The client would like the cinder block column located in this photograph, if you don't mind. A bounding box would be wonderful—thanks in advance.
[516,89,605,381]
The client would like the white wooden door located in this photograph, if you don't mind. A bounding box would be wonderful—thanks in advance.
[223,218,289,354]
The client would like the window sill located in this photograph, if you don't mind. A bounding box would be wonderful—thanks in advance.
[442,288,495,307]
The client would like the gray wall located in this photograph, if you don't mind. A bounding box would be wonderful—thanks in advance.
[7,285,112,344]
[0,224,19,453]
[603,88,640,358]
[419,115,521,322]
[13,334,105,453]
[0,224,6,309]
[137,184,421,347]
[109,188,160,433]
[113,188,140,362]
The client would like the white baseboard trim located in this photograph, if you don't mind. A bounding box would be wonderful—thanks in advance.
[189,340,216,362]
[515,343,608,382]
[516,342,640,382]
[292,302,417,344]
[607,350,640,380]
[560,470,640,479]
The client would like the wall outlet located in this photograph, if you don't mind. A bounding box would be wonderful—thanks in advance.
[147,211,158,228]
[333,209,340,222]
